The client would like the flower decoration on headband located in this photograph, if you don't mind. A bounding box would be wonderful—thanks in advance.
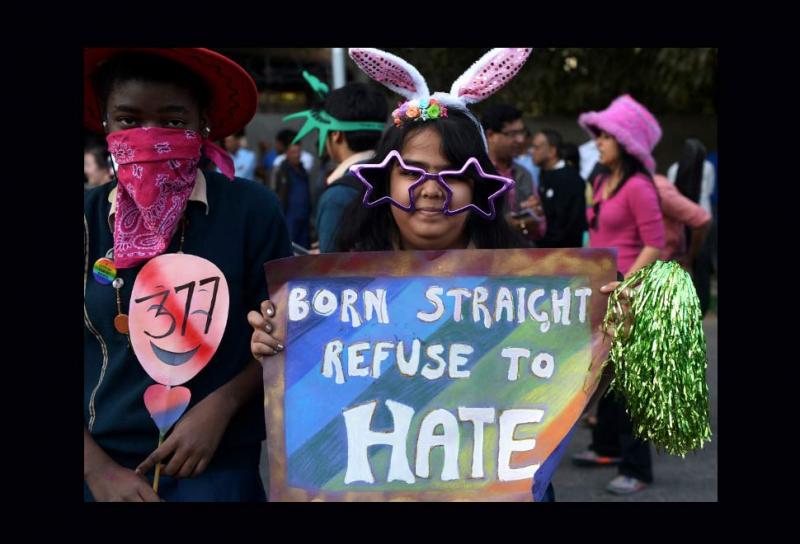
[349,150,513,220]
[349,47,533,151]
[392,98,448,126]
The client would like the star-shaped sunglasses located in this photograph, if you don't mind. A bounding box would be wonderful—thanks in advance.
[349,150,514,220]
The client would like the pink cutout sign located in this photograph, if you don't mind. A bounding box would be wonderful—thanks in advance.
[143,384,192,435]
[129,253,230,386]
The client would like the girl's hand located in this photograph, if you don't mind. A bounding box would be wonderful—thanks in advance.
[247,299,284,363]
[600,281,620,294]
[601,280,636,325]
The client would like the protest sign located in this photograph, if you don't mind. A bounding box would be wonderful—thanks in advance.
[263,248,616,501]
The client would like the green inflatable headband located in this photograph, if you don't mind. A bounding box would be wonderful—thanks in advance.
[282,109,386,157]
[303,70,330,99]
[282,70,386,156]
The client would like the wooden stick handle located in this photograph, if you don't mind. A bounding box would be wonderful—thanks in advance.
[152,434,164,493]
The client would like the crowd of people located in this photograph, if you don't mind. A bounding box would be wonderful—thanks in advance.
[84,47,716,502]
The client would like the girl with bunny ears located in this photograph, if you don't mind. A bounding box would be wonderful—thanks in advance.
[249,48,625,502]
[336,47,534,251]
[335,105,526,251]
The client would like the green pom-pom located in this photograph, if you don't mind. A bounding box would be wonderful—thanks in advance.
[602,260,712,456]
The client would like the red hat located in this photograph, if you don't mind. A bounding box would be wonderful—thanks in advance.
[84,48,258,141]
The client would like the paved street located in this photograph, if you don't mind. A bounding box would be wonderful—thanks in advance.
[551,312,718,501]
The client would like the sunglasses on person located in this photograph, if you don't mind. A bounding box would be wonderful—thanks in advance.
[349,150,514,220]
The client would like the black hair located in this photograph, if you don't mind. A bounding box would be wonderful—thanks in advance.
[538,129,563,156]
[335,108,527,252]
[92,52,211,119]
[323,82,388,152]
[588,131,655,230]
[559,142,580,172]
[674,138,706,204]
[596,148,653,195]
[233,128,246,139]
[480,103,523,133]
[276,129,297,149]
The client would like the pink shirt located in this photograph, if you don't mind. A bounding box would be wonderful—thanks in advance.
[653,174,711,261]
[587,173,665,275]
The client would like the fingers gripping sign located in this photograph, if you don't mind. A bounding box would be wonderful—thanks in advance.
[249,299,284,363]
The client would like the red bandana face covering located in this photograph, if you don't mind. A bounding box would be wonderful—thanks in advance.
[107,127,234,269]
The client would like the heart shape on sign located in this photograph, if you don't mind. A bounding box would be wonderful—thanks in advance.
[129,253,230,386]
[144,384,192,435]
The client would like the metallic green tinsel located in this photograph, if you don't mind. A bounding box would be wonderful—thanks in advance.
[602,260,712,456]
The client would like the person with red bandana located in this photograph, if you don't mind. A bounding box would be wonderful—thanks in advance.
[83,48,292,501]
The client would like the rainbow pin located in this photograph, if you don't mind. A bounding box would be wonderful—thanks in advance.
[92,257,117,285]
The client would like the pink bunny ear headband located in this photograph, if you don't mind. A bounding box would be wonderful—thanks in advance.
[349,48,532,152]
[347,48,533,219]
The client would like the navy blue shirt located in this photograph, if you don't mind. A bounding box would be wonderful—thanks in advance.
[84,170,292,466]
[285,166,311,219]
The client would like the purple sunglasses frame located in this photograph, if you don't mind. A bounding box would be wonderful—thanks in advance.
[349,150,514,220]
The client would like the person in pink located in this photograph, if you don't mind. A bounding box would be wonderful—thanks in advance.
[571,94,664,495]
[653,174,711,269]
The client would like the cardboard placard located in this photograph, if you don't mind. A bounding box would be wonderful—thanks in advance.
[263,248,615,501]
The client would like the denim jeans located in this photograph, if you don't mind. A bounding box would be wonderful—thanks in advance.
[84,445,266,502]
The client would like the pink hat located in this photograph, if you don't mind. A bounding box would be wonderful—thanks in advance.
[578,94,662,173]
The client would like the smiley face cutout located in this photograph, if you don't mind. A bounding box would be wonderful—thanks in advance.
[129,254,230,386]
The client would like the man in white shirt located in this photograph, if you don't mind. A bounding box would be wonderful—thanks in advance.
[224,130,257,181]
